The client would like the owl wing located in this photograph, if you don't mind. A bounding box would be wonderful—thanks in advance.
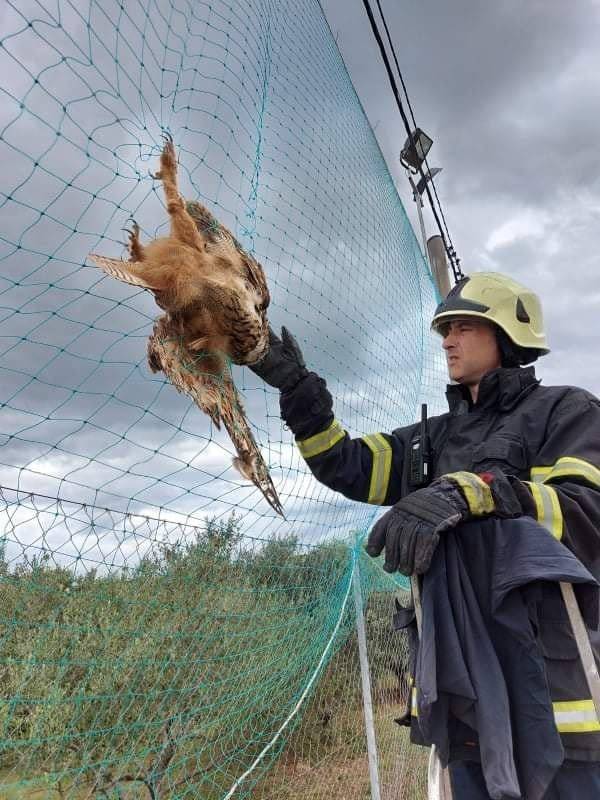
[89,254,161,291]
[148,316,284,517]
[241,252,270,311]
[185,200,227,247]
[147,315,223,429]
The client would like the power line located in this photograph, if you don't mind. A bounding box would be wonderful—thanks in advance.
[370,0,462,279]
[373,0,455,255]
[361,0,464,282]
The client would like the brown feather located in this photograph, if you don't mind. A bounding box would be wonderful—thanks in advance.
[147,316,284,516]
[89,254,161,290]
[90,136,283,515]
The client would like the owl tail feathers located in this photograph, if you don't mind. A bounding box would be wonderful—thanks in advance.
[232,453,284,518]
[223,387,285,518]
[147,320,284,516]
[89,254,161,291]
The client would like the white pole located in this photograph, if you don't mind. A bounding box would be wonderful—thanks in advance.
[408,175,431,272]
[353,558,382,800]
[411,576,453,800]
[427,235,451,299]
[559,581,600,717]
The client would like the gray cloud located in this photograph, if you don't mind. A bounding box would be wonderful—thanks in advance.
[323,0,600,397]
[1,0,442,548]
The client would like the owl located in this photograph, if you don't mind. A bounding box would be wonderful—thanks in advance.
[89,135,283,516]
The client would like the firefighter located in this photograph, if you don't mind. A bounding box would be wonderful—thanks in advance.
[249,272,600,798]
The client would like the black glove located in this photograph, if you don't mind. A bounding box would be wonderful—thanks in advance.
[365,470,532,575]
[365,479,468,575]
[248,326,308,392]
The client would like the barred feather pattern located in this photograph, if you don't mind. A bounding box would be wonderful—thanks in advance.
[88,137,282,516]
[147,316,283,516]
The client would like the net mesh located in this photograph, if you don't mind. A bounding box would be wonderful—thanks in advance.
[0,0,445,796]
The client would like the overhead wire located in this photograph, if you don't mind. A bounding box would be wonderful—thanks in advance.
[361,0,464,282]
[373,0,458,267]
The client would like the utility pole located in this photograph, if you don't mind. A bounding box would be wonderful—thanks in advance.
[408,173,432,269]
[400,129,451,295]
[353,553,382,800]
[427,234,451,299]
[401,128,454,798]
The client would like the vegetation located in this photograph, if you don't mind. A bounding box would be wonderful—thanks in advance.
[0,516,420,799]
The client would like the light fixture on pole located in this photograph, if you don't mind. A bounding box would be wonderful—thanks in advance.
[400,128,437,263]
[400,128,433,173]
[400,127,453,293]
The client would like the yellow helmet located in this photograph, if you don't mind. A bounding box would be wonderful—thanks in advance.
[431,272,549,361]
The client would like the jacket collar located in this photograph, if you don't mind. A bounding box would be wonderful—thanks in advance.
[446,366,540,414]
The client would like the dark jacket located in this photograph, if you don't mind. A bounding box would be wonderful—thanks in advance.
[280,366,600,760]
[413,516,597,800]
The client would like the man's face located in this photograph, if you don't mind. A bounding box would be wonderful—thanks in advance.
[439,317,502,385]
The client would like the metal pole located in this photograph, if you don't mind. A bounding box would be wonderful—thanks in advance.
[411,576,453,800]
[416,198,430,269]
[427,235,451,299]
[408,175,431,271]
[559,581,600,718]
[353,557,382,800]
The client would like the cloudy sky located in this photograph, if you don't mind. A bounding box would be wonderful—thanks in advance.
[323,0,600,395]
[0,0,445,558]
[2,0,598,559]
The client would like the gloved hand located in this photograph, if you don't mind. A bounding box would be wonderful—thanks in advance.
[365,470,532,575]
[365,479,468,575]
[248,326,308,392]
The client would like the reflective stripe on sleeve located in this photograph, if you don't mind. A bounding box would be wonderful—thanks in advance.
[524,481,563,540]
[297,420,345,459]
[444,471,495,516]
[361,433,392,505]
[531,457,600,489]
[554,699,600,733]
[530,467,552,483]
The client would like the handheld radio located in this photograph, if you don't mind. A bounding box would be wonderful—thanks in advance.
[409,403,432,488]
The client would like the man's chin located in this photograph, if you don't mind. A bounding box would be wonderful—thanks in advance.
[447,366,464,383]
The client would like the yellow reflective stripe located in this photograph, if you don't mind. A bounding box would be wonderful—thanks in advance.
[531,457,600,489]
[297,420,345,459]
[445,471,495,516]
[530,467,552,484]
[361,433,392,505]
[525,481,563,540]
[547,457,600,489]
[554,699,600,733]
[411,686,418,718]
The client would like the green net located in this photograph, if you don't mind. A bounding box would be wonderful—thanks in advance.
[0,0,446,796]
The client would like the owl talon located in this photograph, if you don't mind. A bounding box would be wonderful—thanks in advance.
[151,136,176,182]
[121,222,138,236]
[123,221,143,261]
[159,140,176,173]
[92,135,280,515]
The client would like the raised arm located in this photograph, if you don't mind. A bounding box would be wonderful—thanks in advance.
[249,327,409,505]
